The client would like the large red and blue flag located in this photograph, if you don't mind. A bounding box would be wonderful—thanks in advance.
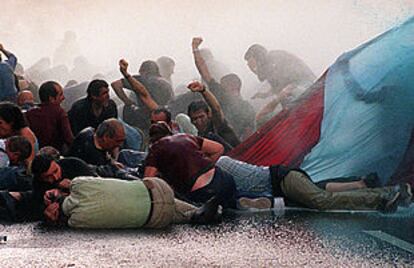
[229,16,414,187]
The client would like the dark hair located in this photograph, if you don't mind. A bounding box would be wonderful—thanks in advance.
[96,119,123,139]
[187,100,210,116]
[6,135,32,162]
[87,79,108,99]
[139,60,160,77]
[220,73,242,90]
[31,153,54,179]
[244,44,268,63]
[39,146,61,160]
[0,102,27,132]
[39,81,59,103]
[149,122,172,144]
[151,107,172,124]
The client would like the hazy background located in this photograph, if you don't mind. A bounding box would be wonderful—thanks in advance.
[1,0,413,97]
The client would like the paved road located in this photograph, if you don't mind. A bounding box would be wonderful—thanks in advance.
[1,206,413,267]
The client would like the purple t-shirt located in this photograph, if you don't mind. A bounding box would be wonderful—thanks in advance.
[145,134,213,194]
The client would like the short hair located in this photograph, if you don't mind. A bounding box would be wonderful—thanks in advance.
[0,102,27,131]
[6,136,32,162]
[151,107,172,124]
[244,44,268,63]
[31,153,54,179]
[187,100,210,116]
[87,79,108,99]
[39,81,59,103]
[139,60,160,77]
[39,146,61,160]
[157,56,175,68]
[149,121,172,143]
[96,119,123,139]
[220,73,242,90]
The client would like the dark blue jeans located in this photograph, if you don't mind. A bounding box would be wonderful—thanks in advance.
[186,167,237,209]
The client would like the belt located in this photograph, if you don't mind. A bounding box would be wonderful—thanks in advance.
[143,186,154,226]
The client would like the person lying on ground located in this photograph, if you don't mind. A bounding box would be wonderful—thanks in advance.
[43,176,221,228]
[215,156,412,212]
[144,122,271,210]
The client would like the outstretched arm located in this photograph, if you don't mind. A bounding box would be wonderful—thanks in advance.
[110,79,135,106]
[187,80,224,125]
[0,43,17,69]
[118,59,159,111]
[255,84,295,123]
[192,37,213,83]
[201,138,224,162]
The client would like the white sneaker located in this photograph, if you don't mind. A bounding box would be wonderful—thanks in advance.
[238,197,272,209]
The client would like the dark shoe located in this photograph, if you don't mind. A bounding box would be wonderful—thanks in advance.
[191,196,222,225]
[238,197,272,209]
[382,191,401,213]
[397,183,412,207]
[362,172,381,188]
[382,184,413,213]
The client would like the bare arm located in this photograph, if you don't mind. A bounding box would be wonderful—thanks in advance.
[201,138,224,163]
[255,84,295,122]
[110,79,135,106]
[187,81,224,126]
[144,166,159,177]
[192,37,213,83]
[0,43,13,58]
[0,43,17,69]
[119,59,159,111]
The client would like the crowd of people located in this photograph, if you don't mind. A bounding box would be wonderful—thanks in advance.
[0,37,412,229]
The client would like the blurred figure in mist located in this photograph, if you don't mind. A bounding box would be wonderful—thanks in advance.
[244,44,316,127]
[53,31,81,69]
[156,56,175,86]
[198,48,230,82]
[192,37,255,140]
[245,44,315,100]
[0,43,18,102]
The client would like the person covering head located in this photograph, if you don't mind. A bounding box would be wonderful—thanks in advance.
[95,118,126,151]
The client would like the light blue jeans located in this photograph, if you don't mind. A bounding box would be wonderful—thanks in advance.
[216,156,273,198]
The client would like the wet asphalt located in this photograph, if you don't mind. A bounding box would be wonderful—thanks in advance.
[1,206,413,267]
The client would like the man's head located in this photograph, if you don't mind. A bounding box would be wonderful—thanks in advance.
[156,56,175,79]
[87,79,110,107]
[220,73,242,97]
[5,136,32,165]
[149,121,173,144]
[95,119,126,151]
[31,154,62,185]
[150,107,172,125]
[139,60,160,77]
[17,90,35,107]
[39,81,64,105]
[187,100,211,133]
[244,44,268,81]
